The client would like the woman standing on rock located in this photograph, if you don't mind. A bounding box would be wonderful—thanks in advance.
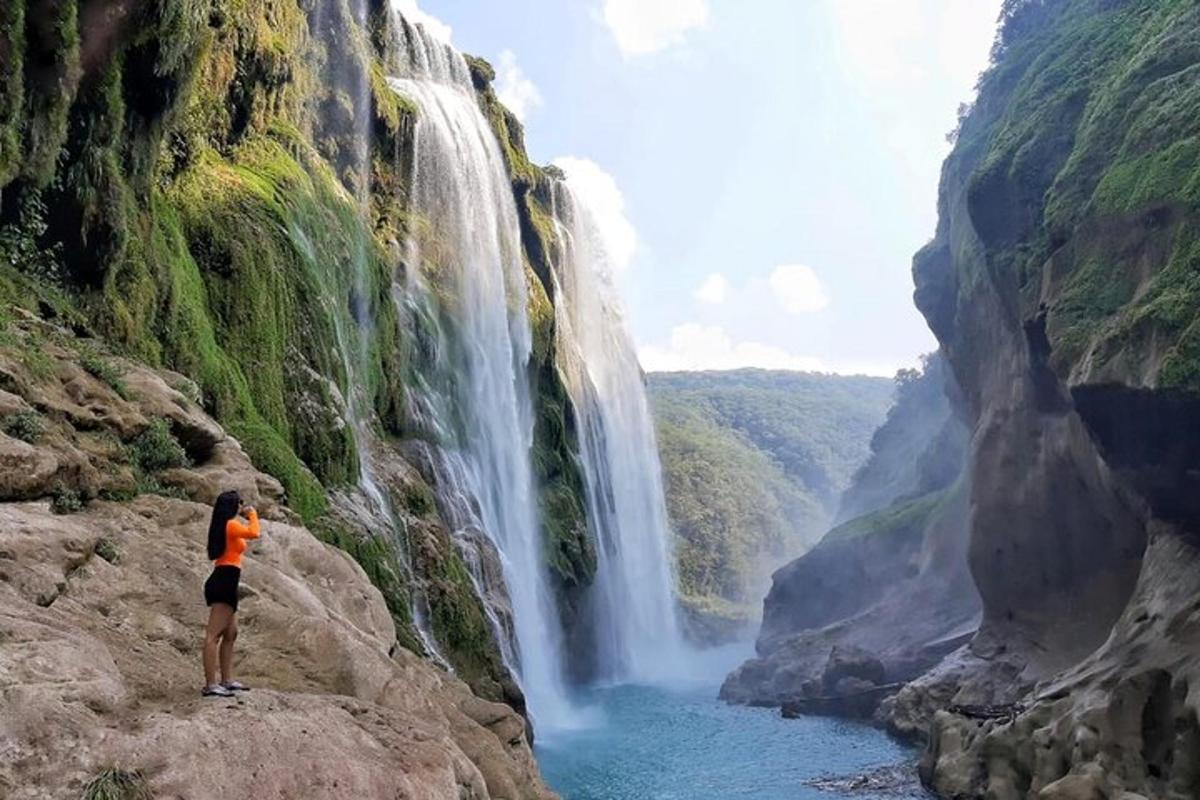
[201,490,260,698]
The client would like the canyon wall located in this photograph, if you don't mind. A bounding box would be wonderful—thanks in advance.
[719,356,977,717]
[904,1,1200,796]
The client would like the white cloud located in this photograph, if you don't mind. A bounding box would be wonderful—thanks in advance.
[638,323,825,372]
[769,264,829,314]
[494,50,543,122]
[553,156,638,273]
[693,272,727,305]
[938,0,1005,95]
[602,0,709,56]
[829,0,1001,95]
[391,0,453,43]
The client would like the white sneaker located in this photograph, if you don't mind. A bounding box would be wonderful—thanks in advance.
[201,684,233,697]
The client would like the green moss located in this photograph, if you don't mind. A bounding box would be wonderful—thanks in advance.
[20,0,82,187]
[0,0,26,186]
[400,481,436,517]
[469,54,539,189]
[422,536,509,696]
[312,518,424,656]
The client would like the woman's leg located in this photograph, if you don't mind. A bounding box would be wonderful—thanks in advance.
[204,603,234,686]
[218,613,238,684]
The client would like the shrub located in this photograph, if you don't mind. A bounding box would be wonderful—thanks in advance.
[2,410,45,443]
[0,191,64,284]
[80,350,129,399]
[129,419,190,473]
[50,485,85,514]
[80,768,151,800]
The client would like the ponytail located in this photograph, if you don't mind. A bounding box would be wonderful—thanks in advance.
[207,490,240,560]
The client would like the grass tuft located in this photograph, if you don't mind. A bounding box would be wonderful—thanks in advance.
[80,349,129,399]
[80,768,152,800]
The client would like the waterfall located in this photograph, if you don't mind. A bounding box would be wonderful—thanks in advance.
[310,0,449,666]
[387,18,578,731]
[548,178,688,683]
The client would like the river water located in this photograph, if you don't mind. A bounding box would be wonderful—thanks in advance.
[536,649,923,800]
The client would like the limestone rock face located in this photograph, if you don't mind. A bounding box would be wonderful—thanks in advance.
[898,1,1200,797]
[0,498,552,800]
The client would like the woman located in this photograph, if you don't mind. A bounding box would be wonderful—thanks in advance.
[201,489,260,698]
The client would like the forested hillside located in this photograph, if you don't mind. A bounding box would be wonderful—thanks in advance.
[648,370,893,639]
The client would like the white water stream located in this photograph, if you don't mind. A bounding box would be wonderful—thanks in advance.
[388,18,579,731]
[548,180,688,683]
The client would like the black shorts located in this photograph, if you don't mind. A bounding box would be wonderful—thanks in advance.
[204,566,241,611]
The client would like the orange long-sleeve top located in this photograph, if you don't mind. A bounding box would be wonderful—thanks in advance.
[214,508,260,568]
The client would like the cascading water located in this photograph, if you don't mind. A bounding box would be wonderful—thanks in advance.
[309,0,449,666]
[548,178,688,683]
[386,18,579,730]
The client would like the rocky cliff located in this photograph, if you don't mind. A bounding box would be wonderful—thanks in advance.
[720,356,976,717]
[0,312,552,799]
[901,1,1200,797]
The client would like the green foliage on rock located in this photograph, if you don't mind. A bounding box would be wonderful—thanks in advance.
[2,409,44,443]
[947,0,1200,391]
[312,518,425,657]
[50,484,85,514]
[129,419,190,473]
[79,349,129,399]
[824,490,948,544]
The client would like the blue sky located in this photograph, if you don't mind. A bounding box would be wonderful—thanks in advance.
[402,0,1002,376]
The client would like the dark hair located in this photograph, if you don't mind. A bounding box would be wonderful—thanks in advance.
[207,490,241,560]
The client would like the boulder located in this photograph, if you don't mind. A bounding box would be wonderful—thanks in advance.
[0,434,58,500]
[822,645,886,691]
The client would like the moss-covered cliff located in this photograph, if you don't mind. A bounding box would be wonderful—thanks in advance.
[0,0,596,707]
[904,1,1200,796]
